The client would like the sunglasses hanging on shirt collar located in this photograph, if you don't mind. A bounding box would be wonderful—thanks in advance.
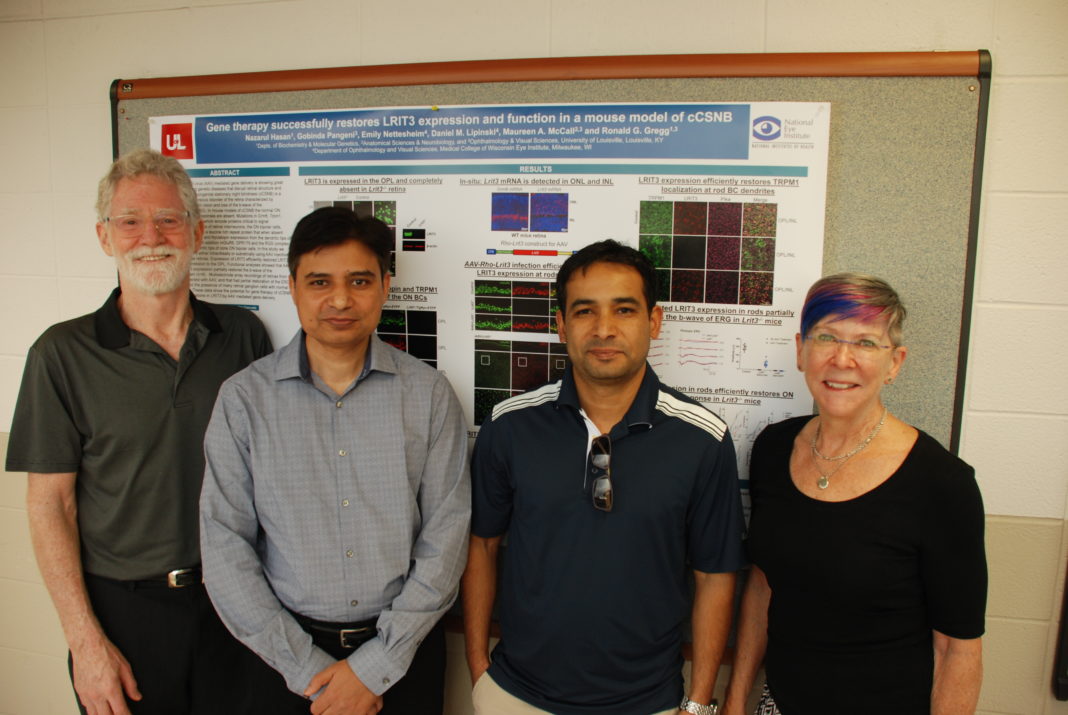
[590,434,613,512]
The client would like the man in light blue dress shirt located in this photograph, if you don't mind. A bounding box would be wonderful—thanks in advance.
[200,206,470,715]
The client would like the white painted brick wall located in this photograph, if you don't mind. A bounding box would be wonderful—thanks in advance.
[1,1,1066,712]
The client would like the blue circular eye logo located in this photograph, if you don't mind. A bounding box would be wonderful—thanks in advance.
[752,116,782,141]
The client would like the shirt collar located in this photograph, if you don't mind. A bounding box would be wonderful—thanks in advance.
[276,330,400,383]
[93,287,221,350]
[556,363,660,436]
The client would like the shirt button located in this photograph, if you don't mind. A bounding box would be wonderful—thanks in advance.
[339,449,347,456]
[382,677,390,685]
[346,549,353,558]
[336,400,343,408]
[342,499,350,507]
[351,600,358,607]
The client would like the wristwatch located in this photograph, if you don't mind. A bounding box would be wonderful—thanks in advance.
[679,696,718,714]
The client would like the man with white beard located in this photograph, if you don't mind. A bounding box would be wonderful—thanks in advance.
[6,149,272,715]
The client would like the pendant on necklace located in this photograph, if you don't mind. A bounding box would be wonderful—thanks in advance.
[817,475,829,490]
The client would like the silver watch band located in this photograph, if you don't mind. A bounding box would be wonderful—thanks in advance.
[679,696,718,715]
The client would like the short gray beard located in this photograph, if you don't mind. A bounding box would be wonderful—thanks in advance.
[116,246,192,296]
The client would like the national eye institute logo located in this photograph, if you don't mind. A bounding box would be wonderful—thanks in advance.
[752,116,782,141]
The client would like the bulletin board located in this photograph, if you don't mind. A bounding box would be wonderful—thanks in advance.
[109,51,990,453]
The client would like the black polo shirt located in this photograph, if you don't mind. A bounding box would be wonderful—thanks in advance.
[7,288,272,580]
[471,365,745,715]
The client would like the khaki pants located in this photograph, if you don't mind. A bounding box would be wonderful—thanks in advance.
[472,671,678,715]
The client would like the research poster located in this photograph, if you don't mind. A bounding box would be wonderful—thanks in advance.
[150,101,831,491]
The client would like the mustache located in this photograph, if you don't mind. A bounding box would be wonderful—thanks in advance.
[583,339,620,349]
[125,246,181,259]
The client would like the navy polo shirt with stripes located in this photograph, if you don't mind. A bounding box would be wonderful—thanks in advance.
[471,364,746,714]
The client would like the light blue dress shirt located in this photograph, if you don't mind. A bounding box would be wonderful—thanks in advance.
[200,331,470,696]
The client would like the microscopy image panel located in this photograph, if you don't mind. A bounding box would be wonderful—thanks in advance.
[655,269,671,303]
[743,203,777,237]
[707,235,741,270]
[670,269,705,303]
[530,193,569,232]
[549,356,568,383]
[513,297,551,317]
[639,201,673,234]
[672,235,706,269]
[512,317,552,333]
[639,235,671,269]
[740,272,774,305]
[333,201,351,209]
[741,236,775,272]
[353,201,374,219]
[673,201,708,235]
[377,309,407,335]
[379,334,406,352]
[374,201,397,225]
[474,389,511,425]
[475,339,511,352]
[474,296,512,316]
[492,193,529,231]
[706,271,740,304]
[475,351,511,390]
[474,316,514,331]
[513,282,552,298]
[475,280,512,297]
[512,353,550,392]
[708,202,743,236]
[406,335,437,361]
[406,311,437,335]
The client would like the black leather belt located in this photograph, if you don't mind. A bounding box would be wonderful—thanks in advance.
[105,567,203,589]
[292,612,378,650]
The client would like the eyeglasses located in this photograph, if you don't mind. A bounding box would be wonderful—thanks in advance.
[105,210,190,237]
[805,333,893,355]
[590,434,613,512]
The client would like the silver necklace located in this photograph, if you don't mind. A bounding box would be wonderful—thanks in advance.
[810,407,888,490]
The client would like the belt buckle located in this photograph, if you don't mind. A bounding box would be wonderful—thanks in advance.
[166,568,199,588]
[339,626,371,649]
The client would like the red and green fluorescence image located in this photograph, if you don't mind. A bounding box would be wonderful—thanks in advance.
[473,339,568,423]
[638,199,776,306]
[474,280,558,334]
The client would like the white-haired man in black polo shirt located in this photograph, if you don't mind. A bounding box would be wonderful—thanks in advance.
[7,149,271,715]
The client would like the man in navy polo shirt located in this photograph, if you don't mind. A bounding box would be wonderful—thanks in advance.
[462,239,745,715]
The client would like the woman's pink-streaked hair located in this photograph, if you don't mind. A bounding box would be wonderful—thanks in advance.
[800,272,907,346]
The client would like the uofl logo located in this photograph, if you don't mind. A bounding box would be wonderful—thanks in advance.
[161,124,194,159]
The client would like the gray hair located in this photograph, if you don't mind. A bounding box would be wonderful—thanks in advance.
[95,149,201,223]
